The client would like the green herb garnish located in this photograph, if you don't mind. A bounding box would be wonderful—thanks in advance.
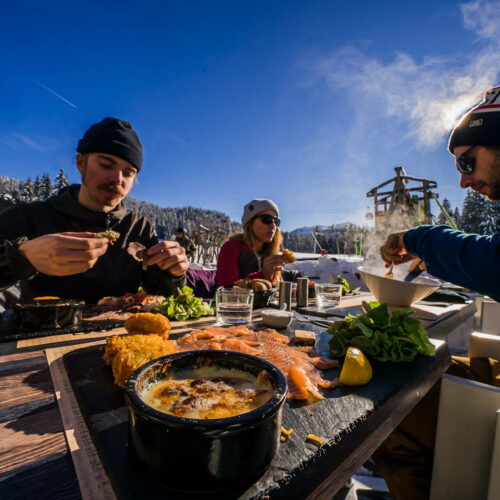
[336,275,350,295]
[326,301,435,362]
[154,286,214,321]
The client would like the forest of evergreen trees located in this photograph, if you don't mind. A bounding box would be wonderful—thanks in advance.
[435,193,500,234]
[1,173,498,255]
[0,172,242,239]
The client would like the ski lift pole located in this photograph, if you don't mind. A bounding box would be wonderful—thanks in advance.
[433,193,458,230]
[311,231,324,254]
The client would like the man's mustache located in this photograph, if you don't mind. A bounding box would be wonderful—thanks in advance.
[101,184,126,196]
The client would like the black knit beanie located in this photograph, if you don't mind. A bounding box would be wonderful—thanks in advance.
[448,86,500,153]
[77,117,143,171]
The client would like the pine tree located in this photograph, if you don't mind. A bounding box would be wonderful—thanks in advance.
[0,180,15,210]
[22,178,35,202]
[33,176,42,200]
[39,174,53,201]
[54,168,70,192]
[453,207,461,229]
[479,201,500,235]
[495,203,500,234]
[436,198,452,225]
[460,190,484,234]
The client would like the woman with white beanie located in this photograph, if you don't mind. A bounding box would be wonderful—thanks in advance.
[216,198,286,287]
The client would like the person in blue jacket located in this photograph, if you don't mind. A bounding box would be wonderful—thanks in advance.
[380,85,500,301]
[374,86,500,500]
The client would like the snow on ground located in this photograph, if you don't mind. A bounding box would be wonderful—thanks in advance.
[284,253,367,290]
[192,251,379,291]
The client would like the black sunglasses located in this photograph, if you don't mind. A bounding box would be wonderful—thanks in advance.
[455,145,477,175]
[256,214,280,227]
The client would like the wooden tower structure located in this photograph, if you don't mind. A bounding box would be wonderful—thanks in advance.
[366,166,437,231]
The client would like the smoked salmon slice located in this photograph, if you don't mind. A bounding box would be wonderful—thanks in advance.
[176,326,339,400]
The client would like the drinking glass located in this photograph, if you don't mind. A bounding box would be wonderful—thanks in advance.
[216,287,254,325]
[315,283,342,310]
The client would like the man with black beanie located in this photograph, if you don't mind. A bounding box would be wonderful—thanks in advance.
[0,117,189,303]
[374,86,500,499]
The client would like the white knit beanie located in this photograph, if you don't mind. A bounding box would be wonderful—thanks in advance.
[241,199,280,226]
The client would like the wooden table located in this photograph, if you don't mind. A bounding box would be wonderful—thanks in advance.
[0,298,475,499]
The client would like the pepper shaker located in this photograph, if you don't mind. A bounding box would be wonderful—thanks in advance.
[296,277,309,307]
[279,281,292,311]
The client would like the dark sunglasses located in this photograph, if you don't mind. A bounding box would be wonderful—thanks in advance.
[455,145,477,175]
[256,214,280,227]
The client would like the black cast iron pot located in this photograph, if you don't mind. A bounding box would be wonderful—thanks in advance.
[13,299,84,331]
[124,350,288,492]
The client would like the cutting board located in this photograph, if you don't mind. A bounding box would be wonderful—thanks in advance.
[408,302,469,320]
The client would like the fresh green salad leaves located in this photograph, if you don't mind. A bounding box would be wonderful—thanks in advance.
[326,301,435,362]
[154,286,214,321]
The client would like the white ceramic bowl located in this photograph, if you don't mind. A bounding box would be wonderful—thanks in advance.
[260,309,293,329]
[358,266,441,307]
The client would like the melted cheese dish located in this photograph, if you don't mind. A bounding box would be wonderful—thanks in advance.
[140,366,274,419]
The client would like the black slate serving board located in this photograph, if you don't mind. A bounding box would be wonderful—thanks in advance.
[61,323,450,499]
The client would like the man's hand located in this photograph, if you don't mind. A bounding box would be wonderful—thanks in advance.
[18,232,109,276]
[261,254,286,281]
[146,241,189,277]
[408,258,427,273]
[380,230,417,267]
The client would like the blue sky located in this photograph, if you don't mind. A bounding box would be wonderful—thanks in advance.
[1,0,500,231]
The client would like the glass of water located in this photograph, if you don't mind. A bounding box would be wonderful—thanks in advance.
[216,287,254,325]
[315,283,342,311]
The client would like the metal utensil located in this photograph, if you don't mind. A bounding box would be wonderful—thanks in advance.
[384,234,400,279]
[384,262,394,279]
[292,310,333,328]
[404,266,424,282]
[403,259,425,283]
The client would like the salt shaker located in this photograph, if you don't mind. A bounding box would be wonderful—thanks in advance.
[296,277,309,307]
[279,281,292,311]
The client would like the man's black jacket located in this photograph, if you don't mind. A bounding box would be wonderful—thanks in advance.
[0,185,185,303]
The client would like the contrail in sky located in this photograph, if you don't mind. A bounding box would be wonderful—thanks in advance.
[30,77,77,108]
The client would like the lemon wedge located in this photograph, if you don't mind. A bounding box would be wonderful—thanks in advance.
[339,347,373,385]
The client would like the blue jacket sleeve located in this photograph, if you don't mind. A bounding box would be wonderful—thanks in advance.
[403,225,500,301]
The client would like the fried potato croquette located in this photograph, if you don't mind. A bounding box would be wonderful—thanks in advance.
[282,249,296,263]
[104,334,177,387]
[124,312,171,338]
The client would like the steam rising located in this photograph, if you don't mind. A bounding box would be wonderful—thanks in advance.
[364,207,419,278]
[304,0,500,149]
